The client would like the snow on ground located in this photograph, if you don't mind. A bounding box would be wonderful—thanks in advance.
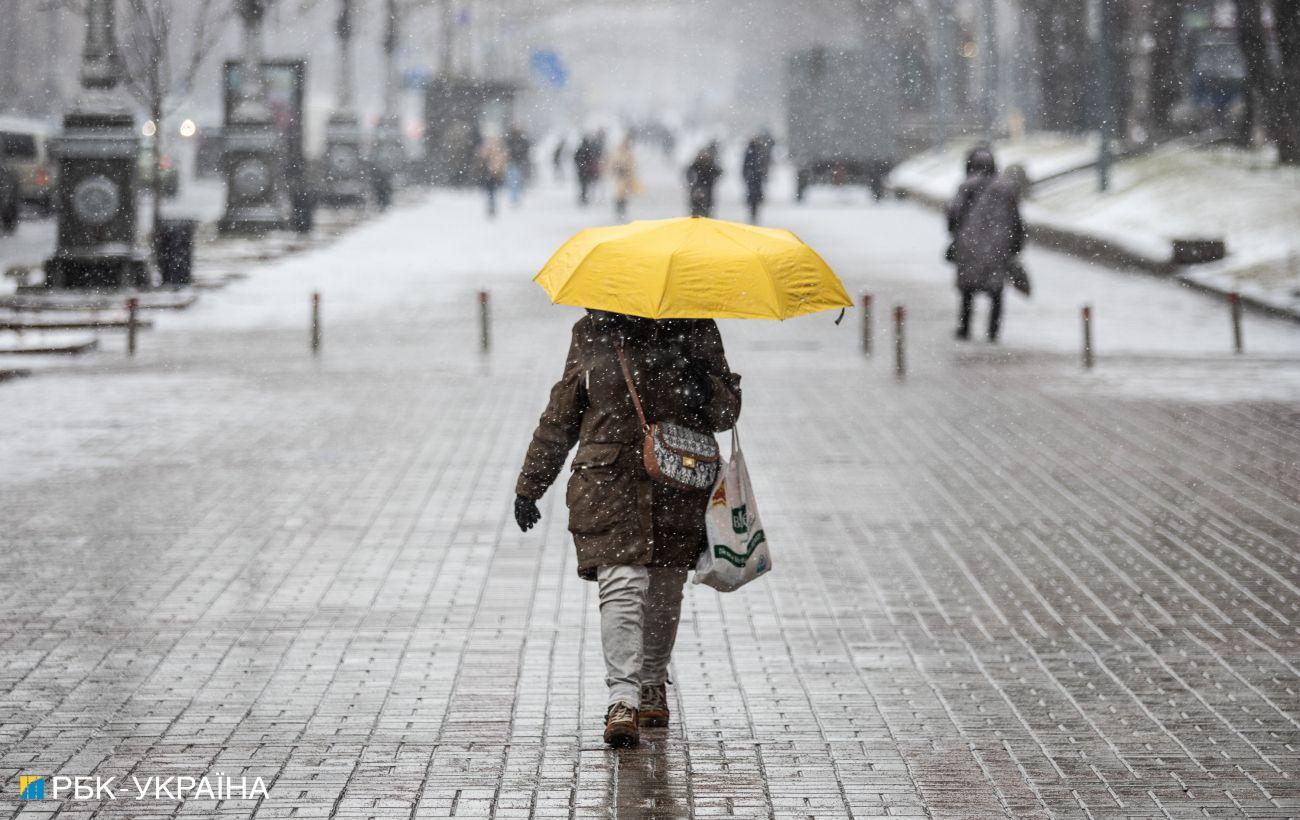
[4,153,1298,412]
[163,183,597,332]
[175,155,1300,405]
[765,195,1300,403]
[1030,144,1300,316]
[888,133,1102,202]
[169,159,1300,405]
[890,135,1300,318]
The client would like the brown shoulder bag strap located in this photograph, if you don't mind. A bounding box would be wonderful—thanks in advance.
[614,343,650,434]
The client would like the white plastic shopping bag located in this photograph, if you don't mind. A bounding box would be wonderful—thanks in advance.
[694,429,771,592]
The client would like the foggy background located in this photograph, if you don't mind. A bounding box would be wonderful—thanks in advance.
[0,0,1043,153]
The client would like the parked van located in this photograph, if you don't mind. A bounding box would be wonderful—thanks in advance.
[0,116,56,213]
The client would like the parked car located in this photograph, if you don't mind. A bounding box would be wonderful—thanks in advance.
[786,48,900,201]
[0,116,56,213]
[137,139,180,198]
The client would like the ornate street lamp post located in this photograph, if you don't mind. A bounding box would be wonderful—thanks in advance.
[44,0,149,290]
[219,0,290,235]
[321,0,367,207]
[369,0,406,208]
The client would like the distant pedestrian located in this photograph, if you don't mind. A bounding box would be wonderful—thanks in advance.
[513,310,742,748]
[505,125,531,207]
[686,142,723,217]
[477,136,509,218]
[742,132,774,223]
[371,167,393,211]
[574,135,603,206]
[946,146,1027,342]
[552,138,567,181]
[368,152,394,211]
[608,136,640,220]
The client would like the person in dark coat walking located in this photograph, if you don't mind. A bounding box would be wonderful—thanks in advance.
[685,143,723,217]
[741,132,774,223]
[504,125,532,206]
[514,310,742,747]
[946,147,1026,342]
[477,136,508,218]
[573,135,602,206]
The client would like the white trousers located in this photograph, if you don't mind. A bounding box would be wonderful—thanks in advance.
[596,564,688,709]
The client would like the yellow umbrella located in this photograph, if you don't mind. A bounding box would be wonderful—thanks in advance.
[534,216,852,320]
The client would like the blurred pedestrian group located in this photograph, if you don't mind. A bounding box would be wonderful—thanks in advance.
[471,127,1032,349]
[475,124,533,218]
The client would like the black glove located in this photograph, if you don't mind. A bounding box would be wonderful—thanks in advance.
[514,495,541,532]
[676,363,714,410]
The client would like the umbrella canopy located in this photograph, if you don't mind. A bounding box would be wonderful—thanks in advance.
[534,216,853,320]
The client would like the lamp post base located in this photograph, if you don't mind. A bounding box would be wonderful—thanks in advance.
[44,250,150,291]
[219,118,290,236]
[319,112,367,208]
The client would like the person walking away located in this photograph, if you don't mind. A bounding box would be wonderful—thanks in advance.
[368,152,394,212]
[946,147,1026,342]
[686,142,723,218]
[513,311,742,747]
[608,136,640,220]
[505,125,531,207]
[741,133,773,223]
[552,137,567,181]
[477,136,509,218]
[573,135,601,206]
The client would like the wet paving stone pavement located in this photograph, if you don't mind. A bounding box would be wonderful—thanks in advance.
[0,189,1298,818]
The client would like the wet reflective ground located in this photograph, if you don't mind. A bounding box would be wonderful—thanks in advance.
[1,176,1298,818]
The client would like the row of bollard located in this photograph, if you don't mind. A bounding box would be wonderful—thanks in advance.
[295,288,1249,365]
[859,289,1248,376]
[302,289,492,356]
[111,278,1254,362]
[858,293,909,378]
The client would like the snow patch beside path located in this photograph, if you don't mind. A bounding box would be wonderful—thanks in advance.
[890,136,1300,318]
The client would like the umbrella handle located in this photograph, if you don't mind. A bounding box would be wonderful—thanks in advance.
[833,308,846,326]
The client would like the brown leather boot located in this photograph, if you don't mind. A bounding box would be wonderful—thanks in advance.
[603,702,640,748]
[639,684,669,728]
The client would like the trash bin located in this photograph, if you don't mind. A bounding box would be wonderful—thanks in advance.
[154,218,197,287]
[291,188,316,234]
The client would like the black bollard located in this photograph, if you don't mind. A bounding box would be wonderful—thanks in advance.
[311,292,321,354]
[479,290,491,352]
[1081,305,1094,370]
[126,297,139,357]
[861,292,873,355]
[893,305,905,379]
[1229,292,1244,354]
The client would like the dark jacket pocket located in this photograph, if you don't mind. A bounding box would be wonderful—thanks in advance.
[566,443,634,535]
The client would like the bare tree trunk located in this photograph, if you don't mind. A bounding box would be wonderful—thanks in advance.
[1275,0,1300,163]
[1148,0,1183,137]
[1235,0,1287,151]
[1026,1,1091,133]
[151,94,163,247]
[146,3,167,252]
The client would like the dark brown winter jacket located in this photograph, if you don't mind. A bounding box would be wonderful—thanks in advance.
[516,314,742,580]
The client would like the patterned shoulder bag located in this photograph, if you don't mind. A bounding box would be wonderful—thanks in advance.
[615,343,720,492]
